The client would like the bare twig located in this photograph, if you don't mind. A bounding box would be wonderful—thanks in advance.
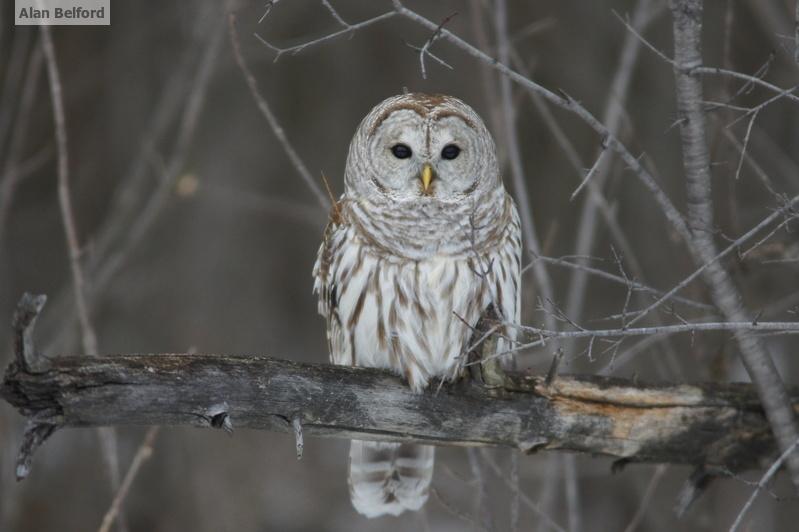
[40,26,127,528]
[697,67,799,106]
[479,450,567,532]
[40,25,98,359]
[565,0,661,330]
[563,454,580,532]
[0,45,43,242]
[494,0,560,355]
[525,254,713,312]
[570,143,609,202]
[615,11,799,108]
[512,320,799,348]
[321,0,348,28]
[254,7,396,61]
[622,465,667,532]
[38,11,224,364]
[728,438,799,532]
[471,317,799,366]
[97,428,159,532]
[626,193,799,328]
[230,13,329,209]
[0,28,32,157]
[467,448,493,531]
[417,12,457,79]
[107,24,223,266]
[431,487,483,529]
[733,109,759,182]
[200,182,324,228]
[509,451,520,532]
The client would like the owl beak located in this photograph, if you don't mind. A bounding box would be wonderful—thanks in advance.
[420,163,435,195]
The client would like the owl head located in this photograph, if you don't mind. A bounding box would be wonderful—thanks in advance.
[344,94,500,203]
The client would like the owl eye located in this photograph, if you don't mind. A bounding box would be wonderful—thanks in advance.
[390,144,412,159]
[441,144,461,160]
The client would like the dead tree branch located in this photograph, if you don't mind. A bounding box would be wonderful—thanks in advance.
[2,294,797,484]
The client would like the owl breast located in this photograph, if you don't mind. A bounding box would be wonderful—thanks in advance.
[315,201,521,391]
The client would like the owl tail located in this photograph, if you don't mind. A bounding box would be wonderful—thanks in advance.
[348,440,434,518]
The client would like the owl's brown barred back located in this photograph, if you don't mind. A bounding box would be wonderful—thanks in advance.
[313,93,522,518]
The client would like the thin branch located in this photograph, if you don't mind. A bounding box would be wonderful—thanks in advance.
[732,109,759,182]
[417,12,457,79]
[615,11,799,107]
[728,437,799,532]
[254,8,396,61]
[40,25,125,525]
[0,44,43,242]
[0,28,32,157]
[321,0,348,28]
[526,254,713,312]
[97,428,159,532]
[511,320,799,349]
[494,0,560,354]
[728,86,799,130]
[564,0,662,331]
[622,465,667,532]
[509,451,520,532]
[625,194,799,328]
[479,449,566,532]
[404,42,453,72]
[466,448,493,531]
[229,13,329,209]
[474,316,799,365]
[696,67,799,107]
[39,9,224,361]
[430,487,483,529]
[40,25,97,358]
[83,18,225,357]
[563,453,580,532]
[570,143,609,202]
[719,124,779,194]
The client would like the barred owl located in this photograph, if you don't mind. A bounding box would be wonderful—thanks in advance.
[313,93,522,517]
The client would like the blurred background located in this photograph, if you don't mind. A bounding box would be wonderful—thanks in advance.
[1,0,799,530]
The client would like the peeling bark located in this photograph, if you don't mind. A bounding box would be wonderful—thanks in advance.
[2,353,794,474]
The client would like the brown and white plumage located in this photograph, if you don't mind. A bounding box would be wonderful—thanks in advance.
[313,93,521,517]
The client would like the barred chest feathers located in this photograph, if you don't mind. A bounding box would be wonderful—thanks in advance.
[314,194,521,392]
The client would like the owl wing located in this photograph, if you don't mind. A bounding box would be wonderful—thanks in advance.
[312,201,352,365]
[487,195,523,369]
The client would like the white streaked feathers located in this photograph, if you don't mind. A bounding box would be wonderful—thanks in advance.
[315,197,520,389]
